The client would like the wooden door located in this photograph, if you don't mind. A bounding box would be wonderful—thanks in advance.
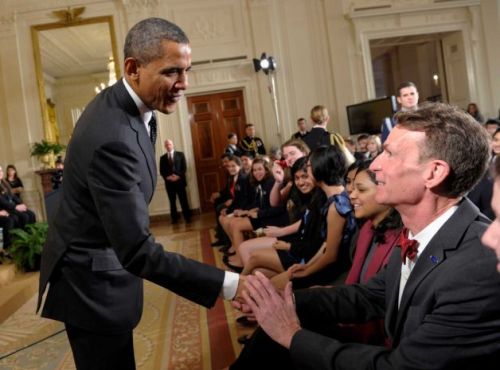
[188,90,247,212]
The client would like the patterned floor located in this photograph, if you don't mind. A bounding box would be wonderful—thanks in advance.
[0,227,252,370]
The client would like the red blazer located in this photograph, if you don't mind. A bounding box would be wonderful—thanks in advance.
[345,220,401,285]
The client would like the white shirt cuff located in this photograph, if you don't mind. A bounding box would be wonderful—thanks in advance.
[222,271,240,300]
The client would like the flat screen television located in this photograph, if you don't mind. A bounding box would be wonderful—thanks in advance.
[346,96,398,135]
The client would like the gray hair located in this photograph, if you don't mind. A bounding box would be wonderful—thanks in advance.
[124,18,189,65]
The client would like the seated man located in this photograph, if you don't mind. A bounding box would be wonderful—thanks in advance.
[231,103,500,370]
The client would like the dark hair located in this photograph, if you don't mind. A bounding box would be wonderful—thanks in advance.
[357,133,369,142]
[250,158,271,186]
[227,155,242,166]
[220,153,231,160]
[6,164,18,180]
[495,155,500,179]
[353,159,375,183]
[240,151,254,159]
[124,18,189,65]
[397,81,418,96]
[297,117,306,123]
[227,132,237,140]
[291,157,308,179]
[245,123,254,129]
[309,146,346,186]
[396,102,490,197]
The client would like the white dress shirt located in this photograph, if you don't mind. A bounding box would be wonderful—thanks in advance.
[122,78,240,299]
[398,204,459,306]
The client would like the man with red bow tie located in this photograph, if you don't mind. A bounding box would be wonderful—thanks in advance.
[230,103,500,370]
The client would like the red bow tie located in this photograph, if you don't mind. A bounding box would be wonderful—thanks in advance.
[398,228,419,264]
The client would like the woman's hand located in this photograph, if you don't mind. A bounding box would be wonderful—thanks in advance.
[272,240,290,250]
[272,161,285,184]
[287,263,307,278]
[263,226,281,237]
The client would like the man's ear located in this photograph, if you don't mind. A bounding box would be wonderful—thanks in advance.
[124,57,140,81]
[424,160,450,189]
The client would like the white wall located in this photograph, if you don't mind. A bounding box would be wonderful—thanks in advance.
[0,0,498,218]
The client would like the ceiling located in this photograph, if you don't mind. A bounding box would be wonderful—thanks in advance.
[38,22,113,79]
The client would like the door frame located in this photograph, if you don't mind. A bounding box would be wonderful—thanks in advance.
[356,15,477,103]
[176,79,256,211]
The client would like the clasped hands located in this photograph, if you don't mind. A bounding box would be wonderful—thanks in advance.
[233,272,301,349]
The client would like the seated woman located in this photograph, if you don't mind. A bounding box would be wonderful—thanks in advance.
[338,159,402,345]
[5,165,24,201]
[220,158,288,272]
[269,139,310,223]
[0,165,36,244]
[236,157,322,272]
[245,146,356,289]
[366,135,382,159]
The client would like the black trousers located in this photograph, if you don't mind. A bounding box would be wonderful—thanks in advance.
[165,182,191,221]
[65,324,135,370]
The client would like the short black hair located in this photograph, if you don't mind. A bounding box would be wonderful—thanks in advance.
[227,155,242,166]
[397,81,418,96]
[124,18,189,65]
[240,151,254,159]
[357,133,370,142]
[309,146,346,186]
[227,132,237,140]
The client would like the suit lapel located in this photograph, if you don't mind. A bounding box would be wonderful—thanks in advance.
[365,229,400,283]
[392,199,480,340]
[114,80,157,200]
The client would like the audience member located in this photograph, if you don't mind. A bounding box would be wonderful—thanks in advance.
[468,127,500,219]
[482,157,500,272]
[5,165,23,200]
[302,105,331,150]
[231,102,500,370]
[0,165,36,230]
[344,137,357,156]
[269,139,310,222]
[466,102,485,123]
[291,117,308,140]
[225,133,243,157]
[485,118,500,137]
[211,155,242,247]
[239,151,254,175]
[220,158,288,272]
[366,134,382,159]
[340,159,402,345]
[381,81,419,142]
[240,123,266,156]
[159,139,191,224]
[354,133,370,160]
[51,158,64,190]
[269,146,282,162]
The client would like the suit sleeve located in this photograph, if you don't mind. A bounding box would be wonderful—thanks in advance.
[290,248,500,370]
[87,141,225,308]
[159,155,167,178]
[176,152,187,182]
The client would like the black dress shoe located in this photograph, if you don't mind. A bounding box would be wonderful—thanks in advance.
[237,334,251,345]
[236,316,257,327]
[211,239,226,247]
[222,258,243,273]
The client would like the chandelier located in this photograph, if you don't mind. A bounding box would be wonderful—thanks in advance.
[95,57,117,94]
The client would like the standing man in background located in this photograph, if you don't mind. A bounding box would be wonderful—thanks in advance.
[240,123,266,157]
[160,138,191,224]
[292,117,308,140]
[38,18,243,370]
[381,81,419,142]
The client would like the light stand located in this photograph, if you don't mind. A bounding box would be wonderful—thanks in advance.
[253,53,281,138]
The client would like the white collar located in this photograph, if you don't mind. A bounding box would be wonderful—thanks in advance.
[409,204,459,258]
[122,78,153,125]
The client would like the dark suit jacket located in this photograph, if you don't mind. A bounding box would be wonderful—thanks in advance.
[291,198,500,369]
[38,79,224,332]
[159,151,187,187]
[302,127,330,151]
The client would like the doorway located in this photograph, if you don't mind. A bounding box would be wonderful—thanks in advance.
[370,31,471,109]
[188,90,247,212]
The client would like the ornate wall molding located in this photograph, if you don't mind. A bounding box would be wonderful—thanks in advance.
[121,0,159,9]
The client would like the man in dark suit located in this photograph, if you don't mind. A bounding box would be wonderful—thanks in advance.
[230,103,500,370]
[38,18,243,370]
[159,138,191,223]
